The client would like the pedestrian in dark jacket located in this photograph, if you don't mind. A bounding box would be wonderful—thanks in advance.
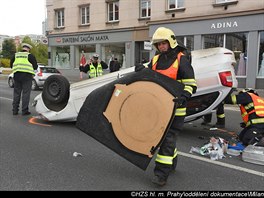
[135,27,197,186]
[110,58,121,72]
[10,43,38,115]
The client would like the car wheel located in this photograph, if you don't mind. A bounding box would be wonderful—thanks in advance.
[42,75,70,112]
[8,77,14,88]
[31,79,38,90]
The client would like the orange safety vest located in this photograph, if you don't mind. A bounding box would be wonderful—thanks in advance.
[240,93,264,126]
[152,52,183,80]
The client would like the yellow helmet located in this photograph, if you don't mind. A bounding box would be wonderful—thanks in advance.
[151,27,178,50]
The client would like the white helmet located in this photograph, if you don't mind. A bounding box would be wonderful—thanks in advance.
[151,27,178,51]
[93,53,99,58]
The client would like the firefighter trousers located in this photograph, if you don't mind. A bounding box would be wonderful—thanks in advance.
[154,116,185,179]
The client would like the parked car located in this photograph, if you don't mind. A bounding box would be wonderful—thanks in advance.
[33,47,238,122]
[8,64,61,90]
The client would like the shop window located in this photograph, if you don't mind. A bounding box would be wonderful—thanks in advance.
[103,43,125,68]
[176,36,194,52]
[226,32,248,76]
[107,1,119,22]
[78,45,96,68]
[203,34,224,49]
[258,31,264,77]
[55,9,64,28]
[140,0,151,18]
[53,46,70,69]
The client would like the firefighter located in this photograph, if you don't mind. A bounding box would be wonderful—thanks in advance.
[225,88,264,146]
[10,43,38,115]
[135,27,197,186]
[83,54,108,78]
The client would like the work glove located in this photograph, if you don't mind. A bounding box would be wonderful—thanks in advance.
[134,64,146,72]
[173,96,187,106]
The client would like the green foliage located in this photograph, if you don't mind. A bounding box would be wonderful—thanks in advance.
[1,39,16,59]
[1,36,48,66]
[0,58,10,68]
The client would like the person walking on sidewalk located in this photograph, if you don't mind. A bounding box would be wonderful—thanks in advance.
[10,43,38,115]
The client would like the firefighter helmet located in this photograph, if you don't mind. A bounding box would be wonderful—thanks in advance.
[151,27,178,50]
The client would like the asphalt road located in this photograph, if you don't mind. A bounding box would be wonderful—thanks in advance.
[0,79,263,191]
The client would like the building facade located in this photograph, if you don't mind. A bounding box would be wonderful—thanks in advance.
[46,0,264,88]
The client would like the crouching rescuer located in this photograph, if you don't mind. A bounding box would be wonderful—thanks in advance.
[225,88,264,146]
[135,27,197,186]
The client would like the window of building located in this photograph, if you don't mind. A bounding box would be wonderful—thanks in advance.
[258,31,264,77]
[77,45,96,69]
[203,34,224,49]
[226,32,248,76]
[176,36,194,52]
[103,43,125,67]
[167,0,184,10]
[215,0,236,3]
[140,0,151,18]
[213,0,238,7]
[202,32,248,76]
[108,1,119,22]
[80,5,90,25]
[55,9,64,28]
[53,46,70,69]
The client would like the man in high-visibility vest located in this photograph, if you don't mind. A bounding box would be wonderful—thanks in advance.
[225,88,264,146]
[83,54,108,78]
[10,43,38,115]
[135,27,197,186]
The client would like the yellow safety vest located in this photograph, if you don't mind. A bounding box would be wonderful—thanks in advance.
[12,52,35,75]
[89,63,103,78]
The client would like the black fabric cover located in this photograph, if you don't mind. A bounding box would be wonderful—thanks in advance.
[76,68,184,170]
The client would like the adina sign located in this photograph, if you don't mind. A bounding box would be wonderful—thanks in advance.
[211,21,238,29]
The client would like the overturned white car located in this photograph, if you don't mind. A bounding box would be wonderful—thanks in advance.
[33,47,238,123]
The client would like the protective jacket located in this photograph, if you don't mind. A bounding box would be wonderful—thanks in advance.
[89,63,103,78]
[12,52,35,75]
[226,92,264,127]
[150,47,197,117]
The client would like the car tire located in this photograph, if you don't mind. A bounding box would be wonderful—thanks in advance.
[8,77,14,88]
[42,75,70,112]
[31,79,38,90]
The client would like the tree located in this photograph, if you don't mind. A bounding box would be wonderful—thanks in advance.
[20,36,48,65]
[1,39,16,59]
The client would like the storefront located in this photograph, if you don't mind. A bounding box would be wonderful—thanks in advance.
[47,29,150,73]
[149,13,264,89]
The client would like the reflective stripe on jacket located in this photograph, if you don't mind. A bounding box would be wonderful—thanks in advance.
[89,63,103,78]
[12,52,35,75]
[239,93,264,126]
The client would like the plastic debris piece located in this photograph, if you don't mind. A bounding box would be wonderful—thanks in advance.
[73,152,83,157]
[209,127,218,131]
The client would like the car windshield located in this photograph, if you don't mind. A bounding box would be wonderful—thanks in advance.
[41,67,60,73]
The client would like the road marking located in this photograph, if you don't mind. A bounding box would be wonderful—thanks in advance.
[0,96,12,101]
[179,151,264,177]
[29,117,52,127]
